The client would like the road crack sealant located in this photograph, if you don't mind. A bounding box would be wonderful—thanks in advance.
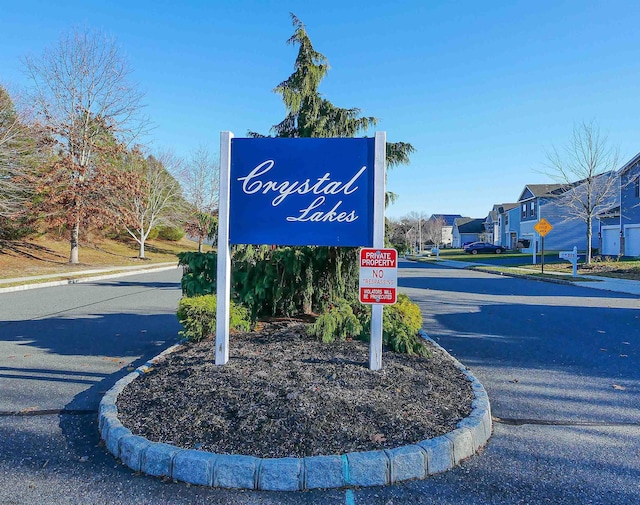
[493,416,640,427]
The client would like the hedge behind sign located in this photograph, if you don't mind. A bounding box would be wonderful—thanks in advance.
[229,137,375,246]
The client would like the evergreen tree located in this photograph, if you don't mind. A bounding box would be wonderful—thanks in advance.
[0,86,35,219]
[251,14,415,174]
[232,14,417,316]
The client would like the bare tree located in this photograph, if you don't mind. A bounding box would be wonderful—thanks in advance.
[423,215,446,247]
[405,211,429,253]
[180,146,219,252]
[545,120,620,264]
[23,28,148,263]
[124,150,185,259]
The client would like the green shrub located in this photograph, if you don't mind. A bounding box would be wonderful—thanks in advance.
[178,251,218,297]
[176,248,428,356]
[178,246,360,322]
[0,216,37,240]
[157,225,185,241]
[146,227,160,240]
[360,294,429,356]
[307,299,363,343]
[176,294,250,342]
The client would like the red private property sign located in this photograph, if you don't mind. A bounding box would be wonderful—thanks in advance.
[359,248,398,304]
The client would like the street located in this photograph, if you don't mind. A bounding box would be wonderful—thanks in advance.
[0,264,639,504]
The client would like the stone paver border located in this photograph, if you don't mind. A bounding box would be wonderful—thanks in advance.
[99,331,492,490]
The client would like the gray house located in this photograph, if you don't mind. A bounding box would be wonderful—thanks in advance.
[483,203,519,246]
[619,153,640,256]
[497,203,520,249]
[517,177,616,253]
[452,217,484,248]
[481,208,499,244]
[599,152,640,256]
[429,214,463,247]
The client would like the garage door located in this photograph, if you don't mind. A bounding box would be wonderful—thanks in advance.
[625,226,640,257]
[601,227,620,256]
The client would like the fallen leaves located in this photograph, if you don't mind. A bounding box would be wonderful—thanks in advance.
[612,384,626,391]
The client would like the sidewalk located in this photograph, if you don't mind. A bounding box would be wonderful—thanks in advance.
[0,262,180,293]
[412,258,640,296]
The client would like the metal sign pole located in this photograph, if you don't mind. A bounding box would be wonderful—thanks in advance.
[369,131,386,371]
[215,131,233,365]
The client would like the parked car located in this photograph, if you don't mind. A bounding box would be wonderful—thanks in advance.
[463,242,505,254]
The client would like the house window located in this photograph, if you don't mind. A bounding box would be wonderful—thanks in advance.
[530,201,536,217]
[635,177,639,198]
[504,213,509,225]
[521,203,526,218]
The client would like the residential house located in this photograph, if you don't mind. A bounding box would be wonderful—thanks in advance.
[452,217,484,248]
[600,152,640,256]
[481,208,499,244]
[481,204,519,246]
[428,214,462,247]
[496,203,520,249]
[620,152,640,256]
[518,176,617,254]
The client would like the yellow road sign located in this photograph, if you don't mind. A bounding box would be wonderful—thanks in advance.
[534,218,553,237]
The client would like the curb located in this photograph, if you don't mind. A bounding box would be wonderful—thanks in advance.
[0,265,180,294]
[99,332,492,490]
[469,266,578,287]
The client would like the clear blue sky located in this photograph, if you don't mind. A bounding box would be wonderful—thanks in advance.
[2,1,640,219]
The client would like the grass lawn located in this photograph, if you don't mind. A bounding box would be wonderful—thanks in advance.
[0,234,212,280]
[409,248,640,281]
[471,265,601,282]
[526,258,640,280]
[409,248,561,263]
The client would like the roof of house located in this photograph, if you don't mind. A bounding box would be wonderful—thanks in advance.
[429,214,463,226]
[618,152,640,176]
[485,210,498,224]
[497,202,519,212]
[519,172,617,202]
[519,184,566,201]
[454,217,485,233]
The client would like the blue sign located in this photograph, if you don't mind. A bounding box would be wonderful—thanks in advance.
[229,138,375,246]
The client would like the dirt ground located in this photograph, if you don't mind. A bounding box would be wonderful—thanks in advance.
[116,320,473,458]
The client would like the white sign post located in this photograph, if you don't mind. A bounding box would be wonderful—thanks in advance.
[368,131,387,371]
[216,131,233,365]
[559,246,579,277]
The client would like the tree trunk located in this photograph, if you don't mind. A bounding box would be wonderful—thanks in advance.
[69,220,80,264]
[586,220,593,265]
[198,236,203,253]
[139,239,145,259]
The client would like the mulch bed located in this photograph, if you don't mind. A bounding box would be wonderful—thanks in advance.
[116,320,473,459]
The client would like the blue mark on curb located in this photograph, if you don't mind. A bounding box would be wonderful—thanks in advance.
[341,454,350,485]
[345,489,356,505]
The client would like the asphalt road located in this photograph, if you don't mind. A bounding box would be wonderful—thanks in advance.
[0,264,639,504]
